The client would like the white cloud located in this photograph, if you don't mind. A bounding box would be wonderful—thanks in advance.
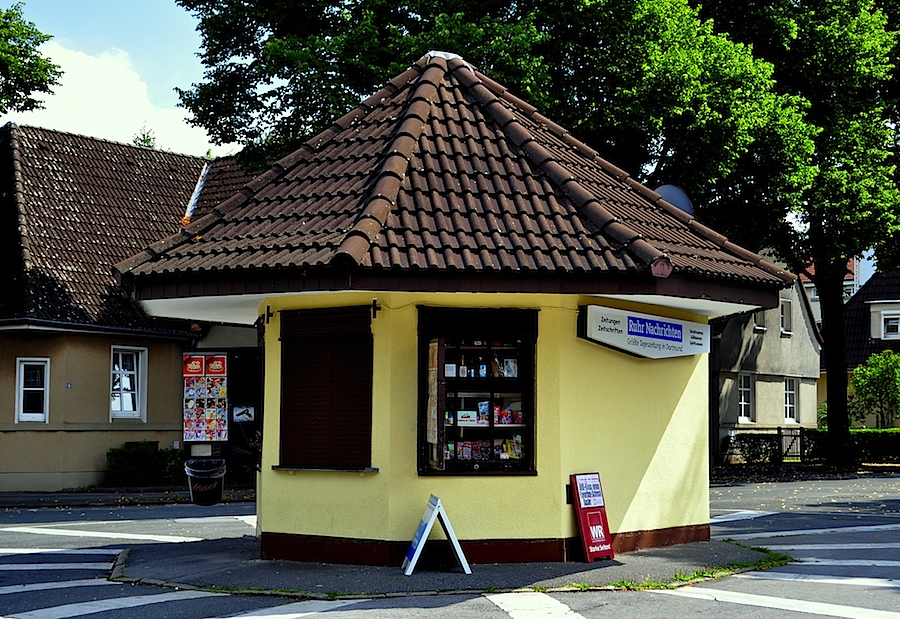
[3,41,235,157]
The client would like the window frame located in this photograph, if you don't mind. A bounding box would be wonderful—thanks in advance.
[737,373,755,423]
[784,377,798,422]
[110,346,148,421]
[417,307,538,476]
[780,298,793,335]
[752,310,767,332]
[15,357,50,423]
[883,313,900,339]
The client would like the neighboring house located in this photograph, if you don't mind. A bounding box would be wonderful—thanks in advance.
[710,279,822,461]
[115,53,793,565]
[800,256,875,324]
[0,123,208,491]
[835,270,900,428]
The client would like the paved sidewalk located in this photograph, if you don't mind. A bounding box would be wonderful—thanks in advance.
[116,535,766,598]
[0,489,767,598]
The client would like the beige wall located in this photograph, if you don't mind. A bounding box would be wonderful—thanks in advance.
[257,291,710,545]
[0,331,184,490]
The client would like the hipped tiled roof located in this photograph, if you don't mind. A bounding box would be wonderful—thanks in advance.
[116,54,793,299]
[0,123,206,334]
[844,271,900,368]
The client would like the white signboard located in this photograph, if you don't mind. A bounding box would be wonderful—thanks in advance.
[402,494,471,576]
[584,305,710,359]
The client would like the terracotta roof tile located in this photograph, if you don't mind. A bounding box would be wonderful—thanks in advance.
[0,123,205,333]
[116,53,793,298]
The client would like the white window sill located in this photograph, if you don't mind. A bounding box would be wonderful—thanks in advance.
[737,417,755,424]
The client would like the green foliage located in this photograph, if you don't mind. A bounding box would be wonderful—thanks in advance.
[176,0,814,186]
[850,428,900,462]
[132,124,157,149]
[0,3,62,114]
[695,0,900,468]
[731,433,781,464]
[850,350,900,428]
[103,444,184,487]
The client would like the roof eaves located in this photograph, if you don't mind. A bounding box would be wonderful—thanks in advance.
[333,57,444,266]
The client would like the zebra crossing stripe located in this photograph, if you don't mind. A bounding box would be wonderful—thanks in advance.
[8,589,227,619]
[0,548,123,556]
[0,526,200,543]
[486,591,586,619]
[210,599,364,618]
[655,587,900,618]
[0,579,121,595]
[0,562,112,571]
[736,571,900,588]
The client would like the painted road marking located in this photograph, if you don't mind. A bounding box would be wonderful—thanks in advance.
[5,589,226,619]
[655,587,900,618]
[0,562,112,571]
[736,571,900,588]
[208,599,364,618]
[793,558,900,567]
[486,591,585,618]
[710,510,777,523]
[714,522,900,540]
[762,542,900,551]
[0,579,121,596]
[0,526,200,543]
[0,548,123,555]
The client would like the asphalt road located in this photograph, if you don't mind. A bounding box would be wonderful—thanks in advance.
[1,473,898,618]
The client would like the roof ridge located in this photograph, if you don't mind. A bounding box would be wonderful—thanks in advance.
[333,57,446,266]
[115,59,435,281]
[448,59,672,278]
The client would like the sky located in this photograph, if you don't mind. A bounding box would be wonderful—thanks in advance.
[2,0,235,157]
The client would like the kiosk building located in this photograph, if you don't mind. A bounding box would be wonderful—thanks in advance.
[116,53,794,564]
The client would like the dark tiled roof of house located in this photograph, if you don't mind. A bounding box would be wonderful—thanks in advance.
[116,54,793,300]
[844,271,900,367]
[187,155,257,223]
[0,123,206,334]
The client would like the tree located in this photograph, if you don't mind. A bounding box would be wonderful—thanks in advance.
[850,351,900,428]
[175,0,814,181]
[0,3,61,114]
[132,124,157,149]
[694,0,900,466]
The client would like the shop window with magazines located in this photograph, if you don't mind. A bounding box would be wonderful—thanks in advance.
[418,307,537,475]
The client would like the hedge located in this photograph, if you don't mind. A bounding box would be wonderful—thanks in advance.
[731,428,900,464]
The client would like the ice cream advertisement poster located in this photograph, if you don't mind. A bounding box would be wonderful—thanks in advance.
[182,353,228,442]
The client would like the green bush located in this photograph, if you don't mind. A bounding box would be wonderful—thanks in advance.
[103,444,185,487]
[732,434,781,464]
[851,428,900,463]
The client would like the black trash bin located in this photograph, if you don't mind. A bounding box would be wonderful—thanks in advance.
[185,458,226,506]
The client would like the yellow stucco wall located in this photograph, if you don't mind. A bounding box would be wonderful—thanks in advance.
[258,292,709,543]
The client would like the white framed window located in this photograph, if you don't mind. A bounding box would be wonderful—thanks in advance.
[737,373,754,422]
[883,314,900,339]
[784,377,797,422]
[752,310,767,331]
[16,358,50,422]
[110,346,148,421]
[780,298,793,335]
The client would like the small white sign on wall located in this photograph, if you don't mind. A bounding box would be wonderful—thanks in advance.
[583,305,710,359]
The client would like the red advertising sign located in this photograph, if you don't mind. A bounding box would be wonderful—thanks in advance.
[205,354,227,376]
[571,472,615,561]
[183,355,205,376]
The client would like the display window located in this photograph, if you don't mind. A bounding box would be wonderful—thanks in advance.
[418,307,537,474]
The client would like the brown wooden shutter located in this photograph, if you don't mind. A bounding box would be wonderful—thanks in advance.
[279,306,373,469]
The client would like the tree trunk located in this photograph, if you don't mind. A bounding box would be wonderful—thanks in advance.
[817,270,856,467]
